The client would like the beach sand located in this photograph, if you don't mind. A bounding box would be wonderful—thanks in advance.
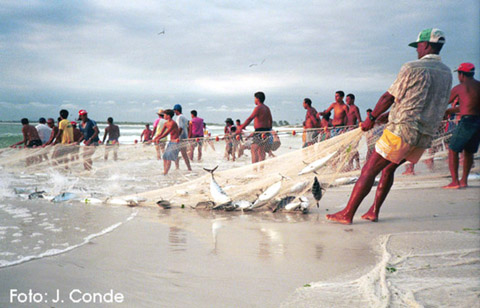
[1,174,479,307]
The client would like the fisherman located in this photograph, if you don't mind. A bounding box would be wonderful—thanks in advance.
[443,63,480,189]
[153,109,181,175]
[70,121,83,161]
[189,110,204,161]
[152,109,167,159]
[237,91,273,163]
[10,118,42,165]
[303,98,320,147]
[326,28,452,224]
[43,118,59,146]
[140,124,152,143]
[102,117,120,161]
[35,117,51,145]
[224,118,236,161]
[52,109,74,167]
[78,109,99,171]
[203,123,216,152]
[345,94,362,126]
[318,91,349,136]
[173,104,192,171]
[235,119,245,158]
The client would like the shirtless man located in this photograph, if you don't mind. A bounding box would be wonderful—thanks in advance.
[43,118,59,146]
[319,91,349,127]
[237,92,273,163]
[153,109,181,175]
[103,117,120,161]
[140,124,152,143]
[345,94,362,126]
[443,63,480,189]
[303,98,320,147]
[11,118,42,165]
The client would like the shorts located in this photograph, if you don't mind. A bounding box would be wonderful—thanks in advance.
[375,129,425,164]
[106,139,119,146]
[163,141,180,161]
[330,127,344,137]
[449,115,480,153]
[305,130,319,144]
[27,139,42,148]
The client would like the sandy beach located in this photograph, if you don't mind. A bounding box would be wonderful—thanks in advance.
[1,171,479,307]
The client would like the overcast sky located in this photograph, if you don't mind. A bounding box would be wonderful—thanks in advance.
[1,0,479,124]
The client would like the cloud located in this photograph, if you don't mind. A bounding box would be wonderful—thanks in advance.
[0,0,478,123]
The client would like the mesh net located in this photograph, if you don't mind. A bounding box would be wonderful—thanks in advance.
[0,121,456,211]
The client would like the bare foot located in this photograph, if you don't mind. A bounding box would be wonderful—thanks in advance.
[361,210,378,222]
[459,181,468,188]
[442,182,460,189]
[326,211,352,225]
[402,170,415,176]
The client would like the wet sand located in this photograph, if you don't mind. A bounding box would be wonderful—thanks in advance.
[1,176,479,307]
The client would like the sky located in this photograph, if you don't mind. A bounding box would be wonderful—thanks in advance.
[1,0,479,124]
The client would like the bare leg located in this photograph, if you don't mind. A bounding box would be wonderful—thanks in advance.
[163,160,172,175]
[250,144,260,163]
[179,147,192,171]
[443,149,460,189]
[113,145,118,161]
[326,151,392,224]
[459,151,474,188]
[198,143,202,160]
[362,160,405,222]
[402,163,415,175]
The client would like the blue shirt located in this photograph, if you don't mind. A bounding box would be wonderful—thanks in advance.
[80,119,99,142]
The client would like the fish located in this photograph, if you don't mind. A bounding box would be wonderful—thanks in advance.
[233,200,253,211]
[300,196,310,214]
[289,181,309,194]
[125,196,146,205]
[284,201,301,211]
[298,151,337,175]
[468,173,480,181]
[312,176,324,208]
[251,177,284,209]
[106,198,129,205]
[51,192,77,203]
[272,196,296,213]
[334,177,358,186]
[204,166,231,206]
[157,200,171,209]
[28,190,46,200]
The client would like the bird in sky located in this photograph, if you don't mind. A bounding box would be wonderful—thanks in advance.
[249,59,266,67]
[158,28,165,35]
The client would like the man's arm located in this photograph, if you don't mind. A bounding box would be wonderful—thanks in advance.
[239,107,259,131]
[355,106,362,123]
[361,92,395,131]
[445,87,460,116]
[155,125,172,142]
[11,127,28,147]
[102,127,108,144]
[86,126,99,145]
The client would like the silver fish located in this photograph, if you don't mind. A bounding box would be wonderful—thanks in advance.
[204,166,231,205]
[51,192,77,203]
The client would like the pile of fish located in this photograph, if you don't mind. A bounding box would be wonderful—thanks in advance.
[13,187,146,207]
[197,166,327,213]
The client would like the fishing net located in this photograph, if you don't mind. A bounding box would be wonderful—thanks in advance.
[0,121,455,211]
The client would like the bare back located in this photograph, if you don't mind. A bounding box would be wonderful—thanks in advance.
[346,104,361,126]
[254,104,272,129]
[23,125,41,142]
[451,78,480,116]
[106,124,120,141]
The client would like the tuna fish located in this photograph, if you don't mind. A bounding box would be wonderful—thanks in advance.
[204,166,232,206]
[298,151,337,175]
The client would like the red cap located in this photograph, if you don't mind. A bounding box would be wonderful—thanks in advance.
[78,109,88,116]
[454,63,475,73]
[70,121,77,126]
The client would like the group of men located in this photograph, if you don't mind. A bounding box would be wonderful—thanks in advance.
[302,92,362,147]
[11,109,121,170]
